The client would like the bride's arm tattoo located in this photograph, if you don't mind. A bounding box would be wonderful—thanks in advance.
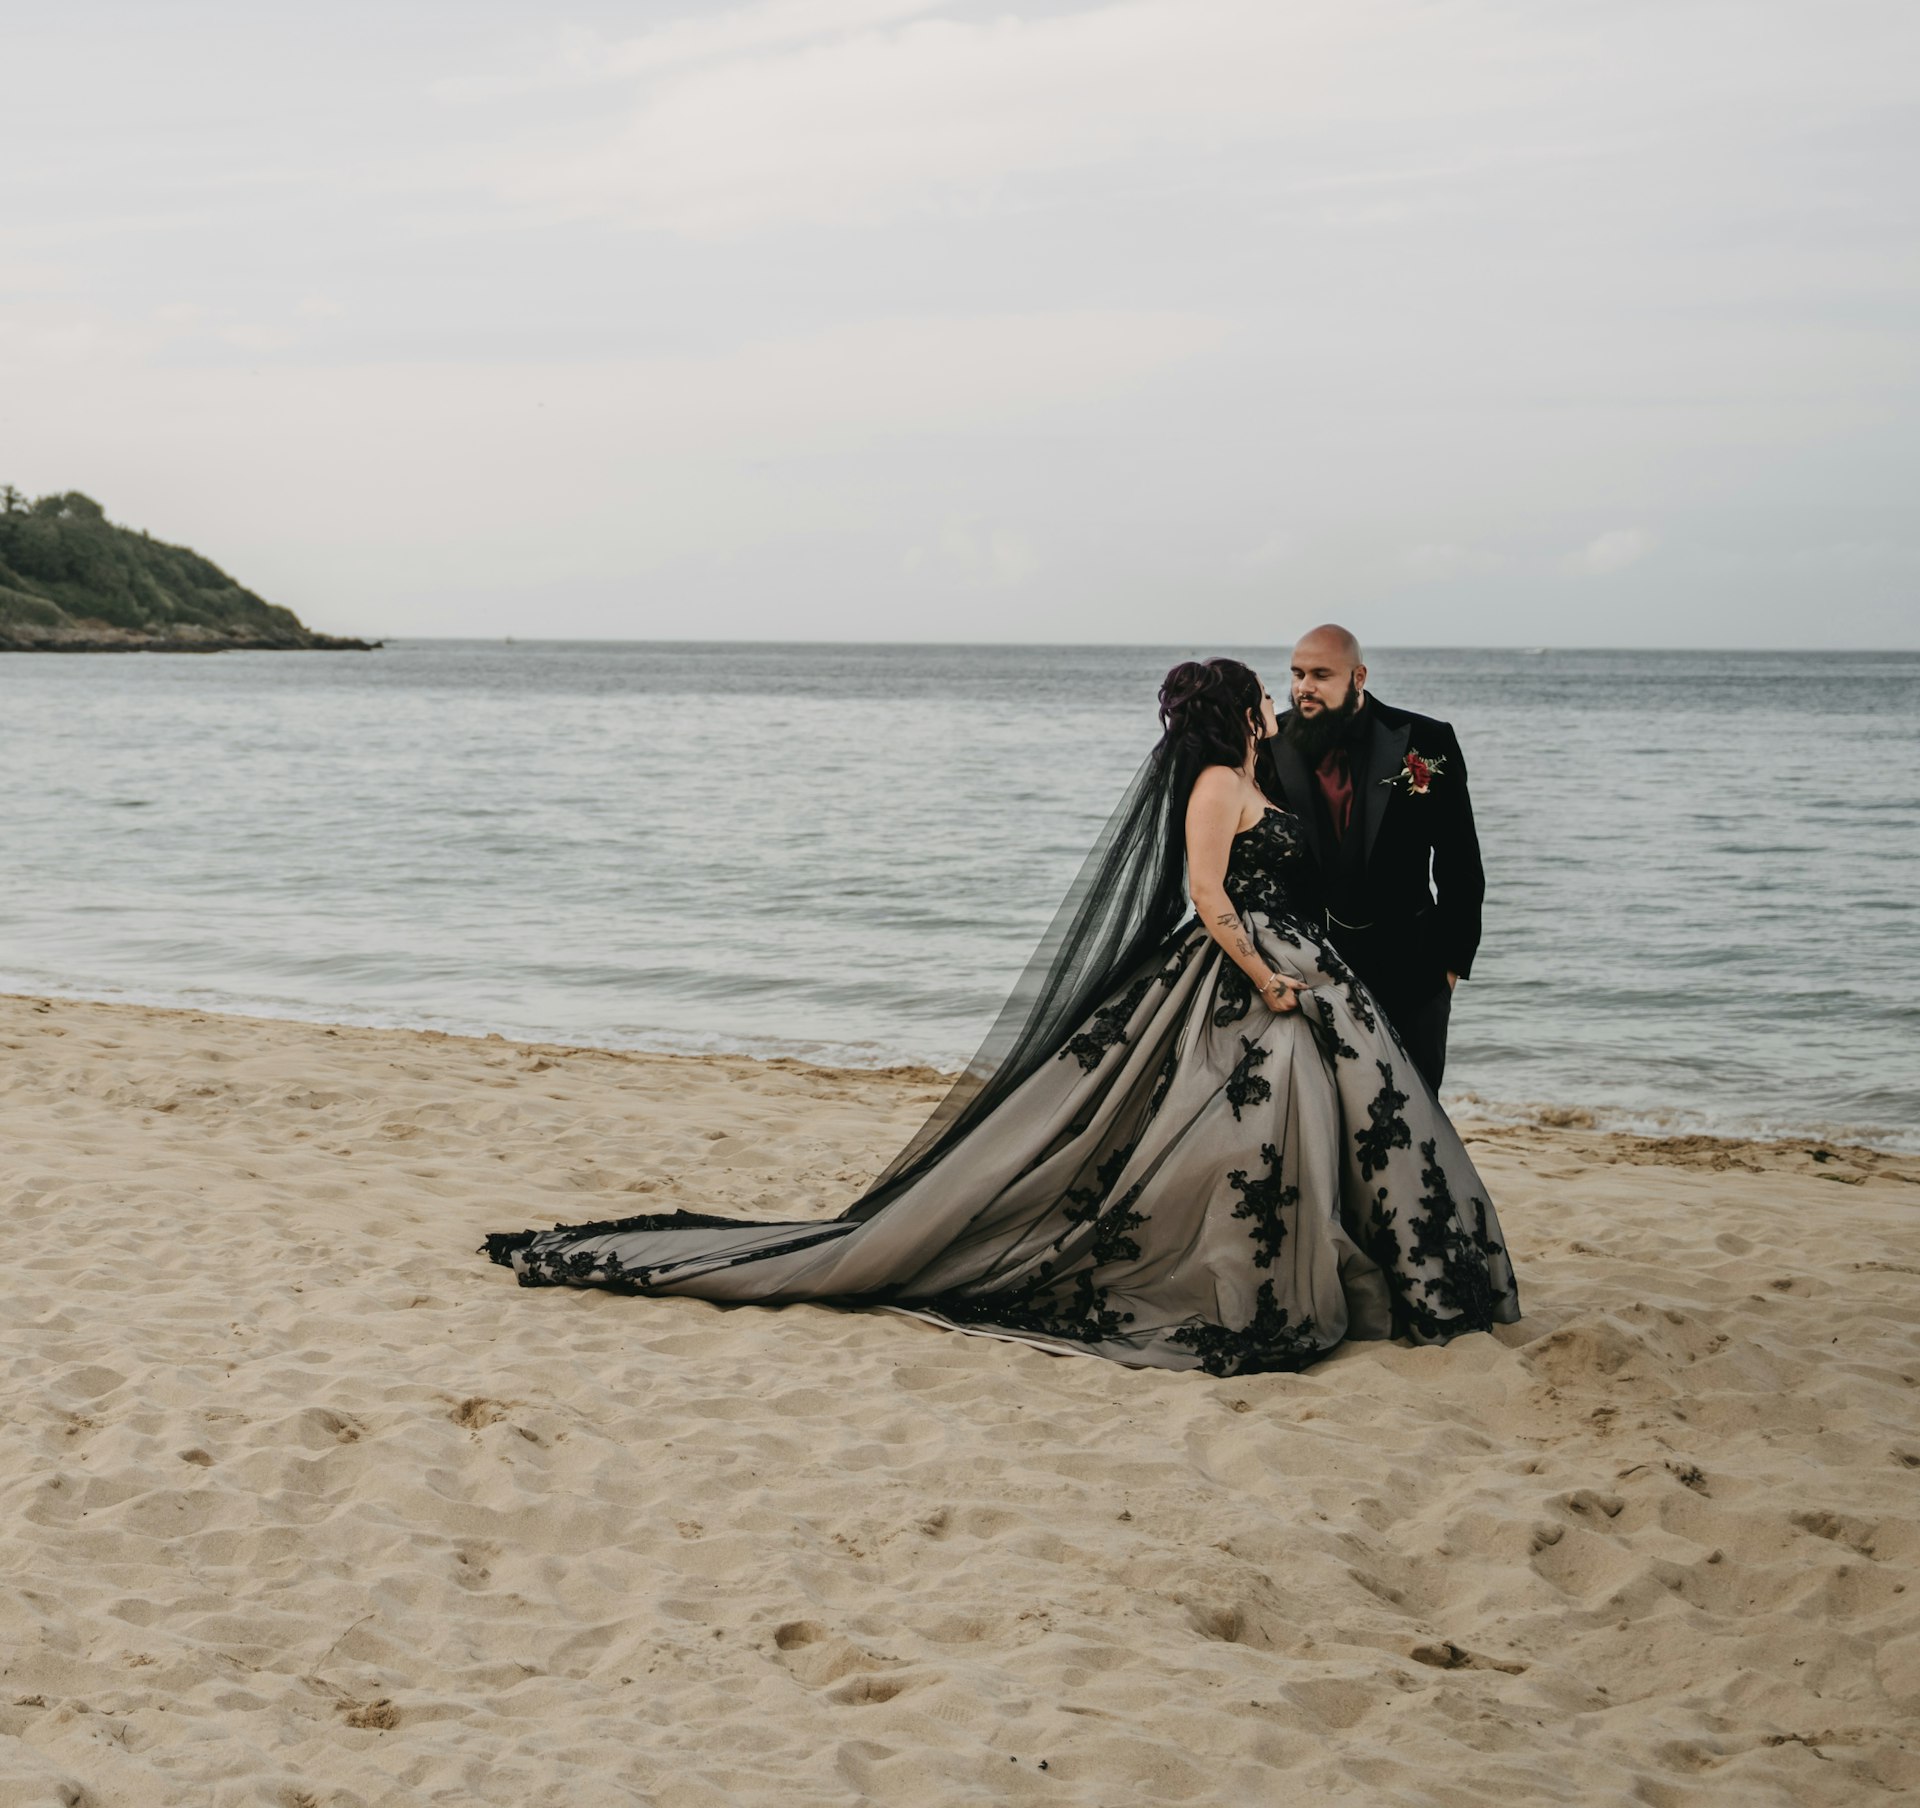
[1214,908,1255,962]
[1185,771,1296,1009]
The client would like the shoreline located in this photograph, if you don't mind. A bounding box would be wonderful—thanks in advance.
[1,988,1915,1802]
[2,984,1910,1160]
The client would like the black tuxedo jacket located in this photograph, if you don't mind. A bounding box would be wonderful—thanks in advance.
[1257,696,1484,1015]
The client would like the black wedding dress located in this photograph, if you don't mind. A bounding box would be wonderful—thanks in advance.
[485,800,1520,1376]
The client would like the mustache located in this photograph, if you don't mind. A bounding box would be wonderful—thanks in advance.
[1283,688,1361,756]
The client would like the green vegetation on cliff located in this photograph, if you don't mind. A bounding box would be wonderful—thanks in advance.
[0,487,373,650]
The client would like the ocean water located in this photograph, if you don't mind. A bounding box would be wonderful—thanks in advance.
[1,641,1914,1149]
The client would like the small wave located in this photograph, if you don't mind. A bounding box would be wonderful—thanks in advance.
[1447,1090,1920,1154]
[0,973,962,1075]
[2,970,1907,1149]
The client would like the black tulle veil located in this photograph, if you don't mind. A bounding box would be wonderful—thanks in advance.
[846,733,1217,1218]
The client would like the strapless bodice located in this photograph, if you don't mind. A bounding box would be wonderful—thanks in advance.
[1224,805,1314,918]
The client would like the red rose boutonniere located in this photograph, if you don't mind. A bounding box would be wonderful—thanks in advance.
[1380,749,1446,795]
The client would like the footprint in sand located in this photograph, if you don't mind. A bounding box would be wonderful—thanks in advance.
[339,1697,399,1730]
[770,1620,914,1697]
[1409,1640,1528,1674]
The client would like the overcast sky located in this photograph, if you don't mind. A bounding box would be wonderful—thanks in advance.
[3,0,1915,644]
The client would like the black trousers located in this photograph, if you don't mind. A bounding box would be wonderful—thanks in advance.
[1331,917,1454,1092]
[1391,985,1453,1093]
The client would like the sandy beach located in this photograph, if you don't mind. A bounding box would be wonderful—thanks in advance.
[1,992,1915,1807]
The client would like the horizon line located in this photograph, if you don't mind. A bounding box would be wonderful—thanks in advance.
[352,635,1920,655]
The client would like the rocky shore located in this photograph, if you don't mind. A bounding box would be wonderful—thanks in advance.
[0,488,376,652]
[0,617,380,652]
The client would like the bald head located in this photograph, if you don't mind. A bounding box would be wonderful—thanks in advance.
[1294,623,1363,668]
[1287,623,1367,721]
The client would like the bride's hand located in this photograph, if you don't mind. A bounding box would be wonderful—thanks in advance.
[1260,973,1303,1014]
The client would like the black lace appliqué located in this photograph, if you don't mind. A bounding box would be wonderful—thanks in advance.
[1354,1059,1410,1179]
[1169,1281,1322,1377]
[1308,992,1358,1061]
[1224,1037,1272,1121]
[1407,1141,1461,1268]
[1222,807,1311,920]
[1158,936,1201,988]
[1356,1185,1431,1342]
[1226,1142,1297,1269]
[1359,1140,1511,1342]
[1407,1138,1505,1332]
[1059,971,1155,1072]
[489,1211,850,1292]
[1313,938,1378,1034]
[922,1262,1137,1348]
[1091,1179,1149,1265]
[1146,1040,1181,1120]
[1063,1142,1135,1225]
[1212,963,1253,1028]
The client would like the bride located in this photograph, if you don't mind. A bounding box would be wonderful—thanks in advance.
[485,657,1519,1375]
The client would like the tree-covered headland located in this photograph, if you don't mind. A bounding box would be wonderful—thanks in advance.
[0,488,376,651]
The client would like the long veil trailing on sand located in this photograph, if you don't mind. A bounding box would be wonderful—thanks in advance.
[847,739,1208,1218]
[487,727,1519,1376]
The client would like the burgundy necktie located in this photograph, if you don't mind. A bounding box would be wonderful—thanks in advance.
[1315,747,1353,842]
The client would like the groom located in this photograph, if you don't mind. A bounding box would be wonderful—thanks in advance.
[1258,624,1483,1089]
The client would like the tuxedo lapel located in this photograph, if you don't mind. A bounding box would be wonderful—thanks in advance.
[1263,729,1328,870]
[1361,709,1412,871]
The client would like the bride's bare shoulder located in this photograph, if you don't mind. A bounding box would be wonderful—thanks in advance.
[1189,763,1243,800]
[1186,763,1250,829]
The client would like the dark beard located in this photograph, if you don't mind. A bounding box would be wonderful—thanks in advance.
[1282,689,1363,760]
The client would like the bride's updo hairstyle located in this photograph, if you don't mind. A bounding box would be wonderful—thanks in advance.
[1158,658,1263,769]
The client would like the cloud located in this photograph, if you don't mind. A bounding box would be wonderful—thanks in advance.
[596,0,954,81]
[432,1,951,102]
[0,305,1220,577]
[1565,528,1653,577]
[219,323,298,353]
[3,301,1218,436]
[486,0,1920,239]
[1243,532,1299,570]
[8,2,1917,644]
[904,517,1039,588]
[0,259,72,295]
[5,295,329,367]
[1402,541,1507,581]
[500,0,1354,233]
[1,303,178,365]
